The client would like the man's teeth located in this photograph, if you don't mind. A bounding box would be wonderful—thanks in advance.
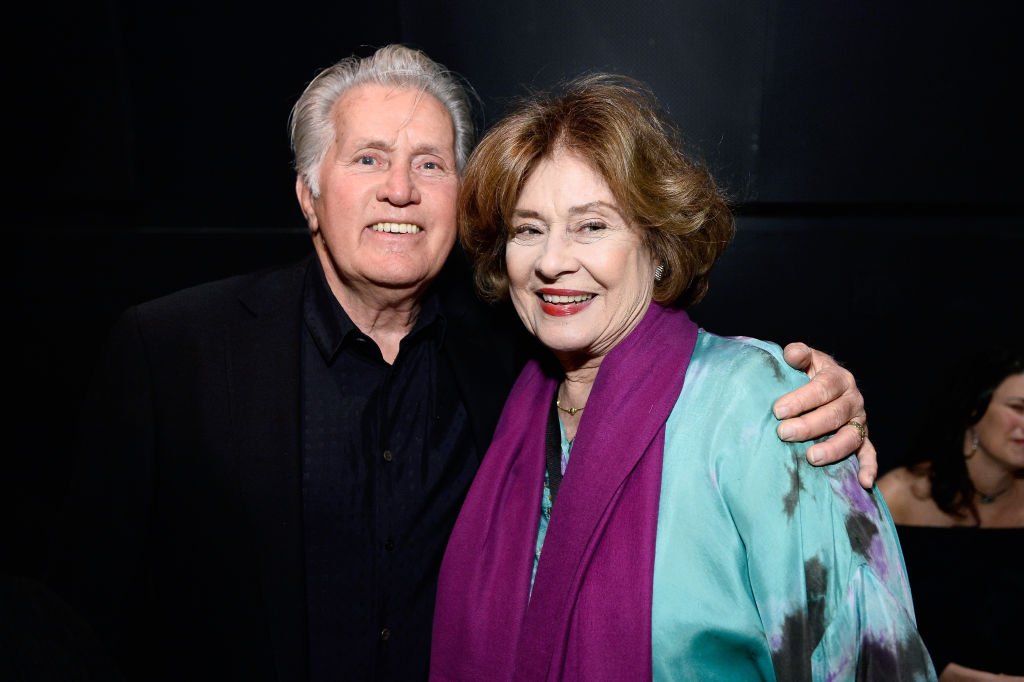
[371,222,421,234]
[540,293,595,304]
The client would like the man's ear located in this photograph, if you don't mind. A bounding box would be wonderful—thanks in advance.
[295,176,318,230]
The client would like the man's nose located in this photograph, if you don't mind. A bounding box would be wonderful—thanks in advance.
[377,164,420,206]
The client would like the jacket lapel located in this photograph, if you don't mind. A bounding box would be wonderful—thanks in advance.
[229,258,309,681]
[436,250,527,456]
[442,310,519,456]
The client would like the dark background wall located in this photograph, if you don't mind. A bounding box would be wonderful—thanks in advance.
[9,2,1022,581]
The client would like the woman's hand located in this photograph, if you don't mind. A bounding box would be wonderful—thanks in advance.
[939,661,1023,681]
[774,342,877,489]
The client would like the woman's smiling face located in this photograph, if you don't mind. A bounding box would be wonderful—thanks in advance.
[505,149,656,365]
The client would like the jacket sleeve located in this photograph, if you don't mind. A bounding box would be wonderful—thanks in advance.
[49,306,159,677]
[720,340,937,681]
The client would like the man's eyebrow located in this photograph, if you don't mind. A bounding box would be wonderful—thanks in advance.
[411,143,454,159]
[344,139,453,159]
[347,138,393,151]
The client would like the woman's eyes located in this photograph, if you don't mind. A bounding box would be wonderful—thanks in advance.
[510,221,612,240]
[512,224,542,236]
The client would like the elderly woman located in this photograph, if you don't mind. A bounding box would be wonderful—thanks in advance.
[430,74,935,681]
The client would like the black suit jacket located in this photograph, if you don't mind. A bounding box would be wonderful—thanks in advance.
[54,253,525,681]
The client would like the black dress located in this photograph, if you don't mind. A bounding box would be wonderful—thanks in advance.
[895,525,1023,676]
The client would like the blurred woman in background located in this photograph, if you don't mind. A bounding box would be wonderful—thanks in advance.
[879,344,1023,681]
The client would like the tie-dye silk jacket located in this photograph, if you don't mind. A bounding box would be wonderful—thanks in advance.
[644,331,935,681]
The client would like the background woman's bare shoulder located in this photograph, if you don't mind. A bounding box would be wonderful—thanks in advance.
[877,465,939,525]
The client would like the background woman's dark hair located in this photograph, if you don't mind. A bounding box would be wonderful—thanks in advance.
[907,342,1024,522]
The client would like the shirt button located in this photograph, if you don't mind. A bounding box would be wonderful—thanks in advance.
[379,628,391,641]
[385,539,395,551]
[382,449,393,462]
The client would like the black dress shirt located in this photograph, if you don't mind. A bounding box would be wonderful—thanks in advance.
[301,263,478,682]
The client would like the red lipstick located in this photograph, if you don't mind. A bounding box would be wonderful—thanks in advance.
[537,289,594,317]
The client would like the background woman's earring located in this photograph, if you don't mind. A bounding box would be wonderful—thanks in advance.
[965,429,979,459]
[654,264,665,282]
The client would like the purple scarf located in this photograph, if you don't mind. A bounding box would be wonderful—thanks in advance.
[431,303,698,681]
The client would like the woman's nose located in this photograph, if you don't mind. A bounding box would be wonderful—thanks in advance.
[536,229,579,279]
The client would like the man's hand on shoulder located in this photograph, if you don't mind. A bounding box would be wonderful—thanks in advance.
[774,342,876,489]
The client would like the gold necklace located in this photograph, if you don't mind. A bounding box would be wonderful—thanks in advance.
[556,398,584,417]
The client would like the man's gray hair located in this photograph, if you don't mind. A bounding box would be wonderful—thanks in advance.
[289,44,476,198]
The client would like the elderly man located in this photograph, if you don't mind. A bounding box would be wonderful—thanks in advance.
[55,45,873,682]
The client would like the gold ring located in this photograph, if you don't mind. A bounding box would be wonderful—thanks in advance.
[847,419,867,442]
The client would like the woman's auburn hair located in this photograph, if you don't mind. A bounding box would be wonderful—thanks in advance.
[458,73,735,308]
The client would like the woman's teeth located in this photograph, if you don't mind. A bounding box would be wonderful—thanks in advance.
[540,294,594,303]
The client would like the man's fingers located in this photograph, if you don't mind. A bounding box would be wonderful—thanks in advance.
[773,374,831,421]
[778,343,876,490]
[802,419,863,460]
[782,342,812,372]
[774,365,860,420]
[855,438,878,489]
[803,427,878,490]
[778,400,850,443]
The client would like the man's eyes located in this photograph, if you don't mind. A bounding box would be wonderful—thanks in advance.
[352,154,448,172]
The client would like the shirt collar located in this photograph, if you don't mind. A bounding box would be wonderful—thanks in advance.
[303,259,446,363]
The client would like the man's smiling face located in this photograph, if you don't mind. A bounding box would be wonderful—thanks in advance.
[299,83,458,299]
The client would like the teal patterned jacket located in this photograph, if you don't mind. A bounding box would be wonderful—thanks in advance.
[651,331,936,681]
[532,330,937,680]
